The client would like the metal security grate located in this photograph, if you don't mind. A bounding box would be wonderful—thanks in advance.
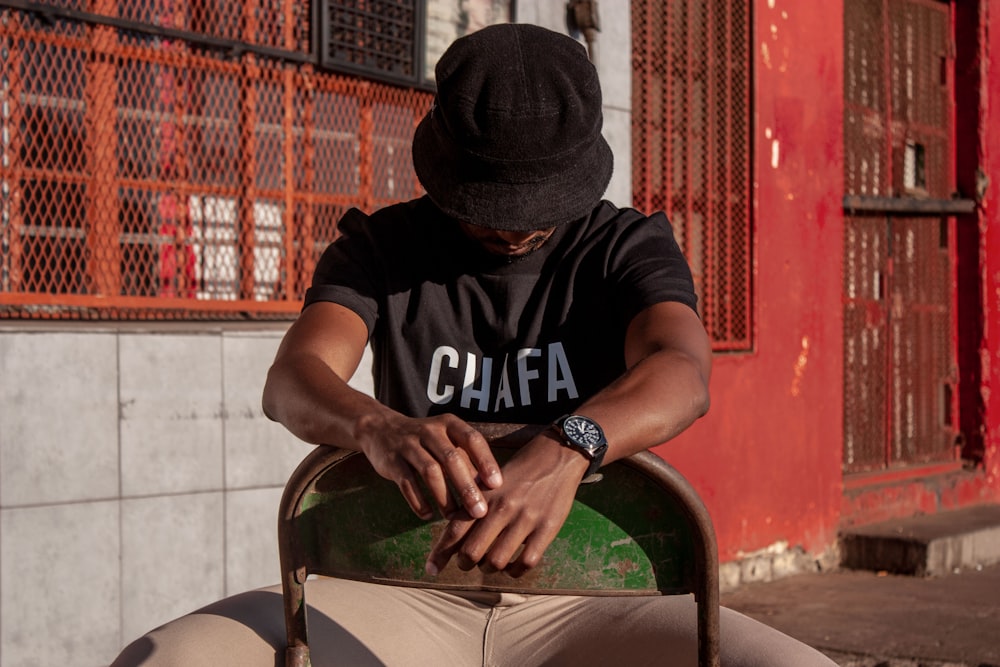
[319,0,418,84]
[0,1,432,320]
[844,0,951,199]
[842,0,958,472]
[631,0,752,351]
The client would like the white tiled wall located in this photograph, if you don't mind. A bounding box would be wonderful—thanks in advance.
[120,492,227,643]
[0,334,120,506]
[1,500,121,666]
[0,326,326,666]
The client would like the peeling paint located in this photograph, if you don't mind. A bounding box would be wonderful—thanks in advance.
[771,139,781,168]
[791,336,810,397]
[735,540,791,560]
[761,41,771,69]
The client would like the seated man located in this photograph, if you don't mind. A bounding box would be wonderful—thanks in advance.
[113,23,836,667]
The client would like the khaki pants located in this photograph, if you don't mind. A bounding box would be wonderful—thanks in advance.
[112,578,836,667]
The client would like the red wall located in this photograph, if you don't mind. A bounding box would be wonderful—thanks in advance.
[655,0,846,563]
[656,0,1000,565]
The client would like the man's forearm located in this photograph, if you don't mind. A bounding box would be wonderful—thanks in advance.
[570,348,710,465]
[263,351,393,449]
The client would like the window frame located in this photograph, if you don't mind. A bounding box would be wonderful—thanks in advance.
[314,0,515,91]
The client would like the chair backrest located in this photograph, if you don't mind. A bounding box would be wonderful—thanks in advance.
[278,423,720,667]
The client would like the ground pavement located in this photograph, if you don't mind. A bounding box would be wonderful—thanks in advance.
[721,562,1000,667]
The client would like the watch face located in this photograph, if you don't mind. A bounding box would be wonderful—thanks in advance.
[563,416,604,450]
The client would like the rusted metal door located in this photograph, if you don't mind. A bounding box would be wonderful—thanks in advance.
[842,0,971,474]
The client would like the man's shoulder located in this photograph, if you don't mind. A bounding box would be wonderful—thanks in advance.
[342,197,428,230]
[334,197,439,253]
[583,201,671,237]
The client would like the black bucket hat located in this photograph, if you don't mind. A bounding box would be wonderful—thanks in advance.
[412,23,613,231]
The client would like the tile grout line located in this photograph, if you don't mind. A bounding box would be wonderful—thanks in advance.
[117,331,125,654]
[220,334,228,598]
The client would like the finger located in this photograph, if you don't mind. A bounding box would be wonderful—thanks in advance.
[395,470,434,521]
[425,512,475,576]
[439,446,488,519]
[455,497,515,571]
[475,519,533,574]
[448,422,503,489]
[403,444,454,515]
[422,432,488,519]
[505,521,562,578]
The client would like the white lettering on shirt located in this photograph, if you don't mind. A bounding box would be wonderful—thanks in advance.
[427,345,459,404]
[426,343,578,412]
[516,347,541,407]
[494,353,515,411]
[461,353,492,411]
[547,341,579,401]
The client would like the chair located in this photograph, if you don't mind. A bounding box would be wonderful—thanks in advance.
[278,423,721,667]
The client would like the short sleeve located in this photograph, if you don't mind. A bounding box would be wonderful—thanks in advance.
[607,210,698,323]
[303,208,381,335]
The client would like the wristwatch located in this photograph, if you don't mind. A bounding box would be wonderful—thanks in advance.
[553,414,608,480]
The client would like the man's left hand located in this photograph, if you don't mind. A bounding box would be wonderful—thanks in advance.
[425,431,589,577]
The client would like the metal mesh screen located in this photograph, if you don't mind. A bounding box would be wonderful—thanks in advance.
[843,216,955,472]
[845,0,950,198]
[889,217,954,466]
[843,217,891,471]
[0,1,431,320]
[631,0,752,351]
[843,0,956,472]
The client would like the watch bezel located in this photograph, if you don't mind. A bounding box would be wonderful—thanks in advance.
[560,414,606,455]
[555,414,608,480]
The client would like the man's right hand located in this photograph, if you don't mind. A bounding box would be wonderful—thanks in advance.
[354,413,503,520]
[263,302,502,521]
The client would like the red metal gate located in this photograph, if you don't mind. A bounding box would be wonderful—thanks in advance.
[631,0,752,351]
[842,0,964,473]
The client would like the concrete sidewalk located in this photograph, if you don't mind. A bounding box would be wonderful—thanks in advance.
[722,557,1000,666]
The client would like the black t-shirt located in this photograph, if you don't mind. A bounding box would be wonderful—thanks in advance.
[305,197,697,423]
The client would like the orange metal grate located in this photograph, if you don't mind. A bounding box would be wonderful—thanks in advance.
[630,0,752,351]
[0,1,431,320]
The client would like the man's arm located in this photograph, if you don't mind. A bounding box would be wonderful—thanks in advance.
[426,300,712,576]
[574,299,713,460]
[262,301,502,520]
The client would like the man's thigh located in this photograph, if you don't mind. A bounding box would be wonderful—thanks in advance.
[112,579,490,667]
[491,593,837,667]
[111,581,837,667]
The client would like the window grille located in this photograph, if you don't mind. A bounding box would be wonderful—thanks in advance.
[318,0,419,85]
[316,0,513,89]
[0,1,432,320]
[631,0,753,351]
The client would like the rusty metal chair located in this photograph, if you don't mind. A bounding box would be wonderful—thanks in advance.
[278,423,721,667]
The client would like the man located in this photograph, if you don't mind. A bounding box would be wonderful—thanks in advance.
[113,23,836,666]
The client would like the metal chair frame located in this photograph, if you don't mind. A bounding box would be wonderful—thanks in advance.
[278,423,720,667]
